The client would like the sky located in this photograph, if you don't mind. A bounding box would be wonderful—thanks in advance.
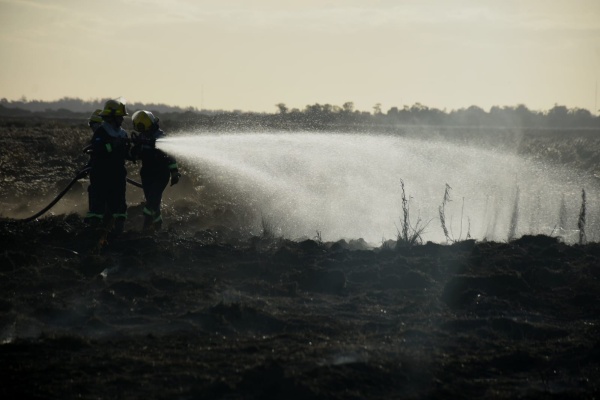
[1,0,599,114]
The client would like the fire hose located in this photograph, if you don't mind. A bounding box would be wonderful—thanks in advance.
[19,166,143,222]
[17,138,159,222]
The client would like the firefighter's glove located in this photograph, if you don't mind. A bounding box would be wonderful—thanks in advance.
[170,170,181,186]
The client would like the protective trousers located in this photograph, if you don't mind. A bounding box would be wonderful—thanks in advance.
[141,168,170,230]
[86,164,127,227]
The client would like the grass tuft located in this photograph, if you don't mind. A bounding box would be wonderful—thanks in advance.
[396,179,430,248]
[578,188,587,245]
[439,184,471,243]
[508,185,520,241]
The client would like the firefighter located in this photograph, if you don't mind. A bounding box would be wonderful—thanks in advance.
[130,110,180,231]
[88,109,103,133]
[84,108,103,215]
[84,99,131,234]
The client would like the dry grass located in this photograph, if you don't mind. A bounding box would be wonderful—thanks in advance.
[396,179,430,247]
[439,184,471,243]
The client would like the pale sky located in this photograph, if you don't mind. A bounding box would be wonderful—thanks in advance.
[1,0,599,113]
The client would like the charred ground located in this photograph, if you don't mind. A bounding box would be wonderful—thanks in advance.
[1,118,600,399]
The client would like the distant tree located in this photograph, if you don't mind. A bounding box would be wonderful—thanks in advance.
[276,103,288,114]
[322,104,334,114]
[410,102,428,112]
[569,107,593,126]
[407,103,430,124]
[305,103,323,114]
[342,102,354,113]
[547,104,569,126]
[513,104,535,126]
[450,105,487,126]
[373,103,382,115]
[387,106,399,116]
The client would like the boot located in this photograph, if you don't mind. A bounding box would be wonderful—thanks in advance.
[153,214,163,231]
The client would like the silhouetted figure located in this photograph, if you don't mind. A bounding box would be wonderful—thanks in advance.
[84,99,131,235]
[130,110,180,231]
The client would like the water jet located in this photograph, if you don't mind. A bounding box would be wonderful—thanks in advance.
[158,132,598,244]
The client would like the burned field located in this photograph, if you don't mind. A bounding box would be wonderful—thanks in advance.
[1,219,600,399]
[1,119,600,399]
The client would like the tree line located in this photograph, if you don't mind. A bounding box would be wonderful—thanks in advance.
[1,97,598,129]
[274,102,599,129]
[0,96,197,115]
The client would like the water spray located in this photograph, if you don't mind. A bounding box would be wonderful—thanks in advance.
[157,132,599,244]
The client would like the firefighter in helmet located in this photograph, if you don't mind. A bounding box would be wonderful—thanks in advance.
[84,108,103,215]
[88,109,103,133]
[130,110,180,231]
[84,99,132,234]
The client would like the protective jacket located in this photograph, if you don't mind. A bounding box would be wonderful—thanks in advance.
[131,128,178,229]
[90,122,131,164]
[86,122,131,223]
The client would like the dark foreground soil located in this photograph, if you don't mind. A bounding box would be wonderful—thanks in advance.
[1,216,599,400]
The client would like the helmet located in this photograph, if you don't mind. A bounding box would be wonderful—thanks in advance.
[88,109,103,125]
[132,110,159,133]
[99,99,128,117]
